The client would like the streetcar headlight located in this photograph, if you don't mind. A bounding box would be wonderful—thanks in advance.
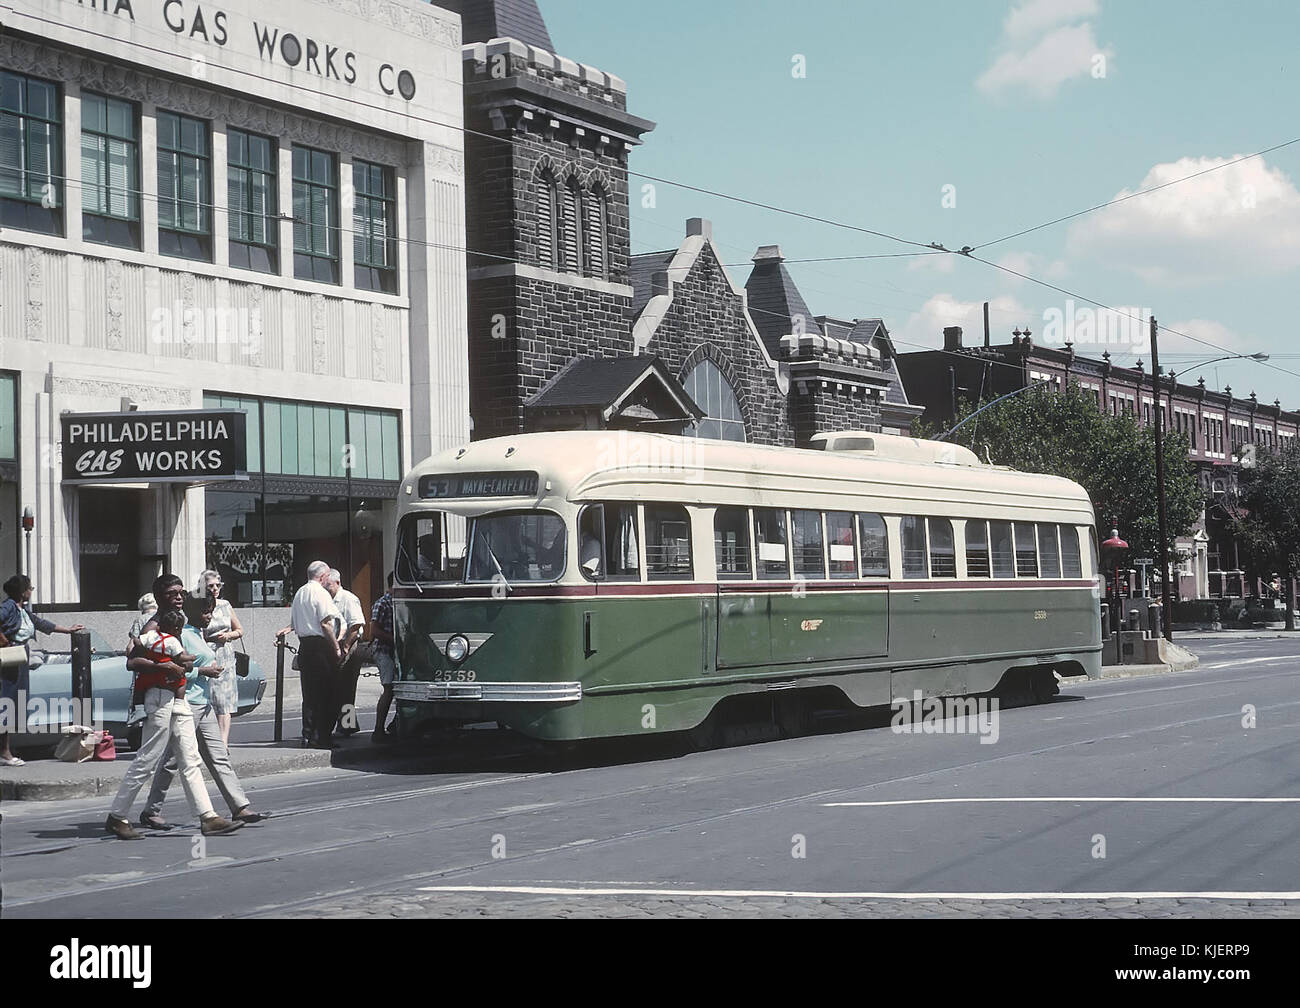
[445,634,470,664]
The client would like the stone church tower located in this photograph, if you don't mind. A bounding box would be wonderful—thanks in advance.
[447,0,656,439]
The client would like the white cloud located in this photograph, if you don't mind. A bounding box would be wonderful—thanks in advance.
[1068,155,1300,283]
[1003,0,1099,42]
[896,293,1035,349]
[994,251,1067,282]
[906,253,958,275]
[978,23,1110,98]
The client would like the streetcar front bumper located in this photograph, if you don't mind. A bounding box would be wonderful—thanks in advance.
[393,680,583,703]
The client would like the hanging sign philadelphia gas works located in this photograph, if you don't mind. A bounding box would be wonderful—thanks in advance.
[60,410,248,484]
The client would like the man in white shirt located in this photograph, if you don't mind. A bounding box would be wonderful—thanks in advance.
[327,569,367,736]
[279,560,341,749]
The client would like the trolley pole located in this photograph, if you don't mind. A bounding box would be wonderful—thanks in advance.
[1150,316,1174,640]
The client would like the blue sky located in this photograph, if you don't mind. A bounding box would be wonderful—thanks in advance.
[542,0,1300,407]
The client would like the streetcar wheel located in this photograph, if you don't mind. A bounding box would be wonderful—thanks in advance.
[1029,669,1060,704]
[774,692,814,739]
[683,710,723,752]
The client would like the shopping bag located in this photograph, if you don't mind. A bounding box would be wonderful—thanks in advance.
[92,731,117,761]
[54,726,96,763]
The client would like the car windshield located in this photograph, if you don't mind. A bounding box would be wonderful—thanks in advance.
[467,511,566,583]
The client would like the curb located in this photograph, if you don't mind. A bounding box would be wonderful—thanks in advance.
[0,744,337,802]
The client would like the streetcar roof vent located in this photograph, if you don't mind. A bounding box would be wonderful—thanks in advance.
[810,430,982,467]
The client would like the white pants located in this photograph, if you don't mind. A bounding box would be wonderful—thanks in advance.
[144,701,248,818]
[109,687,214,822]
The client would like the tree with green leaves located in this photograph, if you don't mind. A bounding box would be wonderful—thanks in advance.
[1229,442,1300,631]
[917,383,1202,563]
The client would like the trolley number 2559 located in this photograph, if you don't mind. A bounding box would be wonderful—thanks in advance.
[432,670,477,682]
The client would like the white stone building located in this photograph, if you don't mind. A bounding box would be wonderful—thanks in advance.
[0,0,469,619]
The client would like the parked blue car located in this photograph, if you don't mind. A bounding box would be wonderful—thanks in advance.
[11,629,266,753]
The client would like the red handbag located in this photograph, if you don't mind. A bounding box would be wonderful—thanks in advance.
[91,731,117,761]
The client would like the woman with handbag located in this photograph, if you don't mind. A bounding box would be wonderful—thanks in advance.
[195,570,244,744]
[0,574,85,766]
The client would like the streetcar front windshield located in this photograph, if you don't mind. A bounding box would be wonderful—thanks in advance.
[396,512,467,584]
[467,511,566,583]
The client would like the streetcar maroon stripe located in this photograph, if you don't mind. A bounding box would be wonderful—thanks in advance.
[391,579,1094,600]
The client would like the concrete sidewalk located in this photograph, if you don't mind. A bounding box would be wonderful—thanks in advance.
[0,732,407,801]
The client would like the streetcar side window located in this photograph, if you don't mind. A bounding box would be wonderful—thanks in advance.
[990,521,1015,578]
[396,512,460,584]
[791,509,825,579]
[826,511,857,579]
[928,518,957,578]
[714,507,753,579]
[754,508,790,579]
[578,502,640,582]
[900,515,928,579]
[1037,523,1062,578]
[858,513,889,577]
[1061,526,1083,578]
[966,520,991,577]
[1014,522,1039,578]
[645,504,693,580]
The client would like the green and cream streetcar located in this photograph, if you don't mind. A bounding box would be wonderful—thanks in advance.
[390,430,1101,742]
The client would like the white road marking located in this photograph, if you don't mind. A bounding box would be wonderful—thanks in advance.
[824,797,1300,807]
[414,884,1300,901]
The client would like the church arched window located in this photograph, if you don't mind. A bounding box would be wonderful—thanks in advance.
[585,184,608,280]
[684,358,746,442]
[561,177,583,274]
[536,168,558,270]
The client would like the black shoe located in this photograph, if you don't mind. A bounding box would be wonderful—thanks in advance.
[139,813,173,831]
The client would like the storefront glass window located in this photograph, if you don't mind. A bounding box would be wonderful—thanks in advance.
[202,393,260,472]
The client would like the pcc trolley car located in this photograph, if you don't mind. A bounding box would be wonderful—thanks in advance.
[390,430,1102,742]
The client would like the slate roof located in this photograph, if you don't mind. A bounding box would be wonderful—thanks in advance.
[527,356,700,417]
[848,318,909,404]
[627,250,676,319]
[744,248,822,358]
[436,0,555,52]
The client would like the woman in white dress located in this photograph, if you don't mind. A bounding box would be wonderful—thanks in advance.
[196,570,244,744]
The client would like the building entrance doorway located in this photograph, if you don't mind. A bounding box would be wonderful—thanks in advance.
[78,488,145,609]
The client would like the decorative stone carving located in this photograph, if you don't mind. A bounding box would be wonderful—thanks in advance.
[24,248,44,342]
[50,376,193,408]
[311,294,328,374]
[246,287,265,367]
[105,260,125,350]
[371,303,387,381]
[180,273,197,358]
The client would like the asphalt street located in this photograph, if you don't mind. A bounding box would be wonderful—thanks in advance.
[2,636,1297,919]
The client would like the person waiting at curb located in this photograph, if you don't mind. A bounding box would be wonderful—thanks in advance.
[0,574,84,768]
[138,598,268,831]
[278,561,342,749]
[327,569,366,737]
[370,572,398,745]
[104,577,243,841]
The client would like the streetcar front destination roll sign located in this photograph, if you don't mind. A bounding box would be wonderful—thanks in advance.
[61,409,248,484]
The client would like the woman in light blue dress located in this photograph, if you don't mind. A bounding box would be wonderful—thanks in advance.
[195,570,244,744]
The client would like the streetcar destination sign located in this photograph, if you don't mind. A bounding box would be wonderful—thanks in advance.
[61,409,248,484]
[419,472,540,499]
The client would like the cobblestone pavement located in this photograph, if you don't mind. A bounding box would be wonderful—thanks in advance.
[272,891,1300,919]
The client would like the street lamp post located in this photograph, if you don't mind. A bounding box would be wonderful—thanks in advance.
[1101,521,1129,665]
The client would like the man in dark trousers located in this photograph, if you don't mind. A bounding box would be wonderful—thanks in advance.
[279,561,342,748]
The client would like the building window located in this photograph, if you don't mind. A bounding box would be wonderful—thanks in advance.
[0,70,62,235]
[157,110,212,261]
[536,168,558,270]
[292,146,339,283]
[353,159,398,293]
[81,92,139,249]
[227,128,278,274]
[585,184,608,280]
[561,177,582,274]
[684,359,746,442]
